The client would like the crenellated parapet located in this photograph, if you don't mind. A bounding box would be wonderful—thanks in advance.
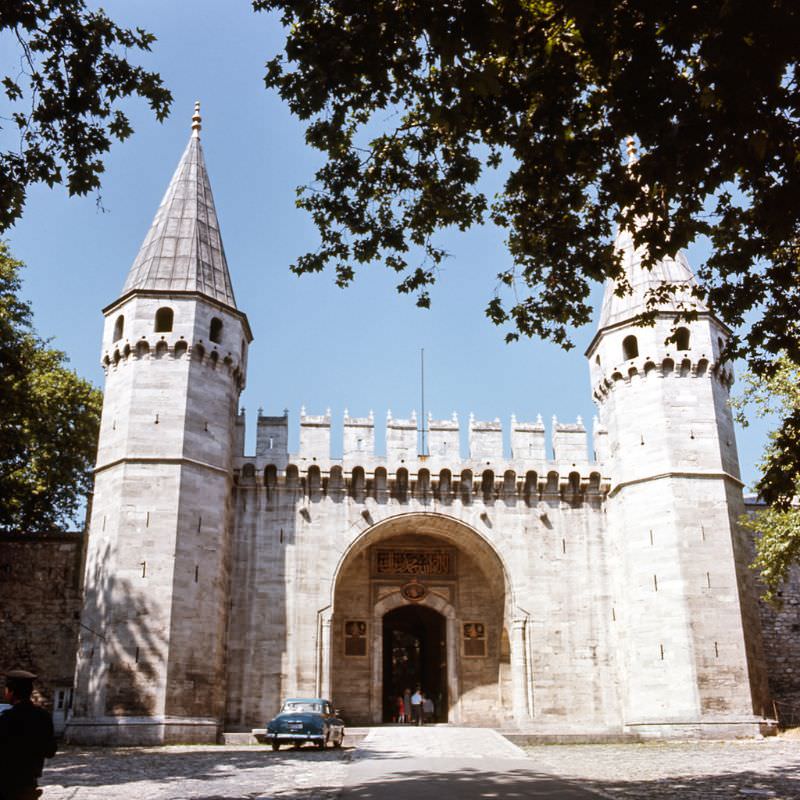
[591,353,733,404]
[101,332,246,389]
[239,407,607,466]
[234,407,610,503]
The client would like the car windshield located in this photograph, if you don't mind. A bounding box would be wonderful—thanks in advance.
[281,701,323,714]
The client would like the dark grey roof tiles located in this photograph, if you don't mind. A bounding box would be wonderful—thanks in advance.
[122,131,237,308]
[598,226,707,330]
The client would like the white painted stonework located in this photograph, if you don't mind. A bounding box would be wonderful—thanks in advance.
[66,119,772,745]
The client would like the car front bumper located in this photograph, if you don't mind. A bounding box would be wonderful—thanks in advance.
[265,731,325,743]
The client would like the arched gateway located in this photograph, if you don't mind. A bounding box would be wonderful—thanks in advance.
[326,513,518,725]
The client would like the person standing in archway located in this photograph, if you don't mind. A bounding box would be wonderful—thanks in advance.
[422,692,434,724]
[411,686,423,725]
[402,688,412,724]
[395,694,405,723]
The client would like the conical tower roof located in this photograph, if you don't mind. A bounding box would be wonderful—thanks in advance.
[597,227,706,331]
[121,103,236,308]
[598,140,706,331]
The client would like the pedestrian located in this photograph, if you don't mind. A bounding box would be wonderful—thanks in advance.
[410,686,423,725]
[422,692,434,723]
[402,688,412,724]
[0,669,57,800]
[395,694,405,723]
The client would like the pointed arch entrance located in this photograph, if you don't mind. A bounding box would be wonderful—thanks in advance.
[327,512,519,725]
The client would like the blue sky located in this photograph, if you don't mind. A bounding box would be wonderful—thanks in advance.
[2,0,773,488]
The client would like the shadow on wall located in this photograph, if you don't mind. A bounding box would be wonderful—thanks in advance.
[75,542,169,717]
[224,465,299,729]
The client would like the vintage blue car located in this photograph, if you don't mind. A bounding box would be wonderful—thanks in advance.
[265,698,345,750]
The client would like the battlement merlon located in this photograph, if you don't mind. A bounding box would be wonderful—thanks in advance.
[510,414,546,461]
[255,410,289,458]
[428,413,459,459]
[386,410,417,463]
[552,415,589,464]
[468,414,503,460]
[299,407,332,460]
[344,409,375,459]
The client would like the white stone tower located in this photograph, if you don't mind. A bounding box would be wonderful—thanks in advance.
[585,218,770,736]
[68,105,252,744]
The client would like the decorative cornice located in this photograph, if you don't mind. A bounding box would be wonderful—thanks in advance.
[94,456,230,478]
[608,469,744,498]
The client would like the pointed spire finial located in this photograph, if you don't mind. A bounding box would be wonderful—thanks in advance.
[626,136,637,165]
[192,101,202,138]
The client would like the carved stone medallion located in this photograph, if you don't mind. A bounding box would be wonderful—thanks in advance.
[401,580,427,603]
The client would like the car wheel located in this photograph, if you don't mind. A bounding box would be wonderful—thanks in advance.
[271,742,280,751]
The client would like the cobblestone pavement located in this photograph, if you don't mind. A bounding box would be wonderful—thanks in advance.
[41,743,350,800]
[38,731,800,800]
[525,737,800,799]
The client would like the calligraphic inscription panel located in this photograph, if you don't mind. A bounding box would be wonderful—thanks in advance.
[372,548,454,578]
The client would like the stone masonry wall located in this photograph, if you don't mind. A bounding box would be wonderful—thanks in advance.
[225,446,619,731]
[0,532,85,709]
[757,565,800,726]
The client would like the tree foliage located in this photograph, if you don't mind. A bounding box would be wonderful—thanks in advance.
[0,243,102,532]
[0,0,172,232]
[258,0,799,368]
[734,356,800,601]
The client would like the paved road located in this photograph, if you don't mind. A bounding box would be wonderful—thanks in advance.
[524,737,800,799]
[341,726,599,800]
[38,728,800,799]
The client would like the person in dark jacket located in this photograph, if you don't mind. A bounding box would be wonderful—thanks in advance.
[0,670,57,800]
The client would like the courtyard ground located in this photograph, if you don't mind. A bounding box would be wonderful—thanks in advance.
[39,728,800,800]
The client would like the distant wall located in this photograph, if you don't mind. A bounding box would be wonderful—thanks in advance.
[757,564,800,726]
[0,532,85,709]
[743,497,800,726]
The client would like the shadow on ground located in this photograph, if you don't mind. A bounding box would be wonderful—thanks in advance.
[46,746,348,787]
[43,747,800,799]
[339,766,800,800]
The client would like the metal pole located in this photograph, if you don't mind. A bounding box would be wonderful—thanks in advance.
[420,348,427,455]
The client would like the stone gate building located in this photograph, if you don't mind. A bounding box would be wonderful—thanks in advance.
[66,109,774,744]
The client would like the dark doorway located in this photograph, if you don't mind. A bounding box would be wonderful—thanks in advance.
[382,604,447,722]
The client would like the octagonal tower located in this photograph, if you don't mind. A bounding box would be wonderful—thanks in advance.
[586,218,770,737]
[68,106,252,744]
